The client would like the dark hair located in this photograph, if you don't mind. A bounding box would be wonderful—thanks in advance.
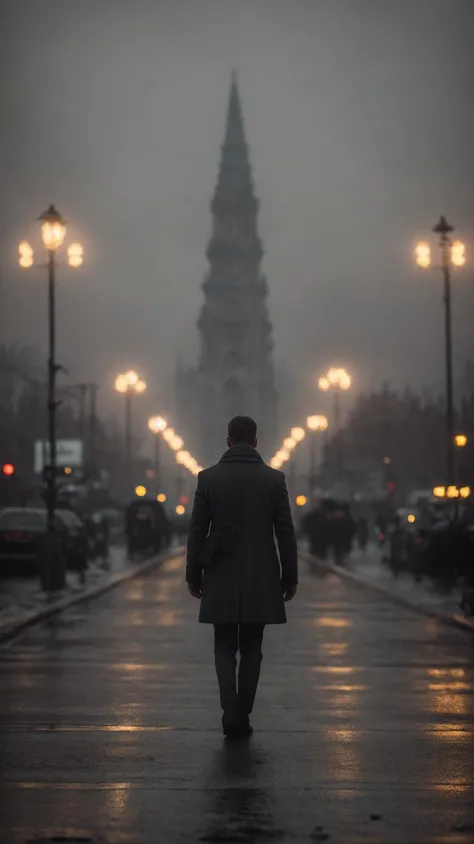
[228,416,257,445]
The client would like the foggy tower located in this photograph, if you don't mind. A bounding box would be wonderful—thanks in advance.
[196,76,278,465]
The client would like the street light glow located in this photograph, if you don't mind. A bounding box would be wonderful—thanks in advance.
[38,205,67,251]
[135,485,147,497]
[125,370,138,386]
[148,415,167,434]
[307,414,328,431]
[433,486,446,498]
[454,433,468,448]
[114,374,128,393]
[290,427,306,443]
[295,495,307,507]
[176,504,186,515]
[283,437,297,450]
[170,435,184,451]
[415,241,431,269]
[157,493,167,503]
[67,242,83,268]
[460,486,471,499]
[319,368,351,392]
[18,241,34,268]
[451,240,466,267]
[41,221,66,251]
[115,370,146,395]
[407,514,416,524]
[446,485,460,499]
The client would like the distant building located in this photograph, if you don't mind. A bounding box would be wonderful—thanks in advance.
[177,76,278,466]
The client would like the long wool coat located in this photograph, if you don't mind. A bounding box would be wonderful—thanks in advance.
[186,445,298,624]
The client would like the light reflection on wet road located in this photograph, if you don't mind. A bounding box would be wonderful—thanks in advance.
[0,551,473,843]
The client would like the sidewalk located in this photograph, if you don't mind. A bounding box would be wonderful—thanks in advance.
[0,545,175,642]
[300,541,474,632]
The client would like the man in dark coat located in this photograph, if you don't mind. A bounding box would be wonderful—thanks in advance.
[186,416,298,738]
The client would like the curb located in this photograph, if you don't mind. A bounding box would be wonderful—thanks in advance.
[300,550,474,634]
[0,546,185,645]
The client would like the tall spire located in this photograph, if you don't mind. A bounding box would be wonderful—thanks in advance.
[195,78,277,465]
[223,72,246,151]
[212,74,256,213]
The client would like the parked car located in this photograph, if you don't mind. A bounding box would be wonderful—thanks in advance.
[0,508,47,573]
[0,507,88,575]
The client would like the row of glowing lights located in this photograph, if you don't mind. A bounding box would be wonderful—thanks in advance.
[114,372,203,474]
[270,415,329,470]
[433,485,471,500]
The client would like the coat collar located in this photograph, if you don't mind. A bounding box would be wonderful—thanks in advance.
[219,444,264,464]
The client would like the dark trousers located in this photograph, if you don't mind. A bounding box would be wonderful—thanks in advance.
[214,623,265,715]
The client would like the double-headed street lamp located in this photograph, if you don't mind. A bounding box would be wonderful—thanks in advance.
[318,367,352,431]
[115,370,146,494]
[319,367,351,474]
[148,415,167,496]
[415,216,466,487]
[306,415,329,501]
[19,205,83,591]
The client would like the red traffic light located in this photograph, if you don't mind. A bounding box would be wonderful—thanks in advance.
[2,463,15,476]
[179,495,189,505]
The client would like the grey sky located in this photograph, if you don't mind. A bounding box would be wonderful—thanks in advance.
[1,0,473,422]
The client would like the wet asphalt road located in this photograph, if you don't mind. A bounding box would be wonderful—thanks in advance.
[1,552,473,844]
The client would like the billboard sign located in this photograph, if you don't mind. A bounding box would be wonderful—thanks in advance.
[34,440,83,473]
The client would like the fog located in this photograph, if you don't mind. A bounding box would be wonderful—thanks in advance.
[1,0,473,421]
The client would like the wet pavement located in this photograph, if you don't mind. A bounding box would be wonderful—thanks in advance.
[0,546,128,627]
[1,552,473,843]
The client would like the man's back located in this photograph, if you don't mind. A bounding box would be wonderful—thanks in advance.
[186,443,298,624]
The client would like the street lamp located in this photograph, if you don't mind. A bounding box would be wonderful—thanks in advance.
[115,369,147,494]
[318,367,351,431]
[148,416,167,496]
[19,205,83,591]
[306,414,329,501]
[415,217,466,489]
[319,367,351,475]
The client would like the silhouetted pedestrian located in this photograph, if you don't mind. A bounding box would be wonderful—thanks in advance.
[186,416,298,738]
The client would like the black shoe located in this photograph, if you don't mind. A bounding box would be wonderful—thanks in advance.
[239,715,253,737]
[222,709,241,738]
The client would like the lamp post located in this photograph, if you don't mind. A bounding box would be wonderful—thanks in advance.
[148,416,167,497]
[19,205,83,591]
[59,381,99,478]
[415,217,466,487]
[306,415,329,501]
[115,370,147,495]
[319,367,351,474]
